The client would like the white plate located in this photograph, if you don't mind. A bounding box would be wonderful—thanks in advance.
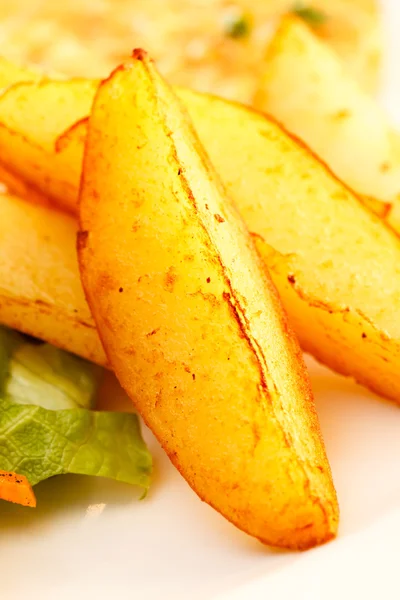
[2,2,400,598]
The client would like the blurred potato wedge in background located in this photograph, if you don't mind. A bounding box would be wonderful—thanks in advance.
[0,193,106,366]
[0,0,381,105]
[254,16,400,232]
[78,51,338,550]
[299,0,382,93]
[3,65,400,403]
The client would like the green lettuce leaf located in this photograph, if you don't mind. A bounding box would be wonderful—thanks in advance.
[0,326,101,410]
[0,397,152,489]
[0,326,152,494]
[0,327,24,391]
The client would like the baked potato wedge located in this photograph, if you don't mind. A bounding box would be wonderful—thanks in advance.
[0,192,105,366]
[78,51,338,550]
[3,68,400,403]
[254,16,400,229]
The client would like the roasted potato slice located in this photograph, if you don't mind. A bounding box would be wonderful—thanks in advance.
[0,192,105,366]
[78,51,338,550]
[2,68,400,403]
[254,16,400,229]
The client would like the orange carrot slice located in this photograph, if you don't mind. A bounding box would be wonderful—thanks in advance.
[0,470,36,507]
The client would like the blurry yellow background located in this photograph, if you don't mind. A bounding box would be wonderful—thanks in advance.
[0,0,382,104]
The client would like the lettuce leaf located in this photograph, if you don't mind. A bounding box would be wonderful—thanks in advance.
[0,326,23,391]
[0,397,152,489]
[0,326,152,493]
[1,327,101,410]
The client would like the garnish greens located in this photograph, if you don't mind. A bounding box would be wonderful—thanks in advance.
[292,4,327,27]
[0,327,152,495]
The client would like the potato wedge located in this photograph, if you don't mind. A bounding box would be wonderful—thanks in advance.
[254,16,400,229]
[0,192,106,366]
[3,69,400,403]
[78,51,338,550]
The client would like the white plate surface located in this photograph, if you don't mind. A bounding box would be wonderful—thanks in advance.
[2,1,400,598]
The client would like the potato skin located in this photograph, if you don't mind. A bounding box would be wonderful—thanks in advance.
[78,53,338,550]
[0,193,106,366]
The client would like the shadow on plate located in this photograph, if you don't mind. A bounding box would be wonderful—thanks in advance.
[0,474,148,533]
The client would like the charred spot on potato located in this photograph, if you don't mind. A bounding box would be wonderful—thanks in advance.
[288,274,296,285]
[177,168,182,175]
[146,328,160,337]
[119,287,124,293]
[77,230,89,251]
[214,213,225,223]
[206,277,211,283]
[164,266,177,292]
[190,289,219,306]
[362,332,367,339]
[131,48,148,62]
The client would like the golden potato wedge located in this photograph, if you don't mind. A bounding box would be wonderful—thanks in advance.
[0,192,106,366]
[254,16,400,228]
[3,69,400,403]
[78,51,338,550]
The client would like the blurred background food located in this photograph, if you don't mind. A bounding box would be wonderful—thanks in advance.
[0,0,382,105]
